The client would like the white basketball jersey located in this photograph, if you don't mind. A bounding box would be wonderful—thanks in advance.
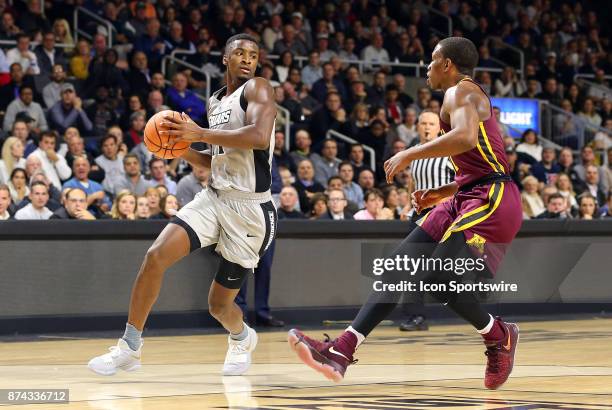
[207,81,275,194]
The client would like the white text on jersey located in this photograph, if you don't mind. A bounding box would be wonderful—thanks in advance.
[209,109,232,127]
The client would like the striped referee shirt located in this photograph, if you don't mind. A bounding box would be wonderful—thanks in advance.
[410,157,455,191]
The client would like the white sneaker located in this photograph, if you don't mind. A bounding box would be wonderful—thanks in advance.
[87,338,142,376]
[222,326,257,376]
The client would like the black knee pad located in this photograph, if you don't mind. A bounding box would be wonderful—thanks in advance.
[214,258,252,289]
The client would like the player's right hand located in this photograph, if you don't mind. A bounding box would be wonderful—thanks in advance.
[160,112,204,144]
[411,189,444,214]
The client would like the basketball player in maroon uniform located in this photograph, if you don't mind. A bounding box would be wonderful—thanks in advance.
[288,37,522,390]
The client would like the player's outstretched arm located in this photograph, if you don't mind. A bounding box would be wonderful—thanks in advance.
[160,77,276,150]
[385,84,481,182]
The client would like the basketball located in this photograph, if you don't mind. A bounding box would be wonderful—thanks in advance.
[144,110,191,159]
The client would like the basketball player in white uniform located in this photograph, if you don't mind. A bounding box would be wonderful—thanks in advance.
[88,34,277,377]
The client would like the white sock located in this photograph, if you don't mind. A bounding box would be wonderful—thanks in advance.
[230,322,249,341]
[476,314,495,334]
[346,326,365,347]
[122,323,142,351]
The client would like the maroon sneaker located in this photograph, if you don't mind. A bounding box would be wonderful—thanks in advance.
[287,329,357,382]
[484,318,520,390]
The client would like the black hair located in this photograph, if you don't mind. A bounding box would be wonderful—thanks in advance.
[99,133,117,148]
[309,192,328,212]
[520,128,538,144]
[374,70,386,77]
[40,131,58,143]
[30,180,48,191]
[225,33,259,52]
[547,192,565,204]
[327,175,342,185]
[280,50,294,65]
[104,49,118,59]
[364,188,384,201]
[322,138,337,147]
[370,119,385,128]
[359,168,374,177]
[149,157,165,168]
[10,167,27,180]
[438,37,478,75]
[339,160,353,170]
[385,84,399,92]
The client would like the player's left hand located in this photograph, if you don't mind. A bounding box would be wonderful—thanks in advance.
[384,150,412,184]
[159,112,205,144]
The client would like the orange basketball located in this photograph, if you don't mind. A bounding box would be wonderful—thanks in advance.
[144,110,191,159]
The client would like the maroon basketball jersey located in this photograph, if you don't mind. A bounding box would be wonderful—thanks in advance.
[439,78,509,187]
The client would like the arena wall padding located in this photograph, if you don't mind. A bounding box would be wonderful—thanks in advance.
[0,220,610,333]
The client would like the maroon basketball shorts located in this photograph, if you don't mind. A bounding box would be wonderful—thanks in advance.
[418,181,522,274]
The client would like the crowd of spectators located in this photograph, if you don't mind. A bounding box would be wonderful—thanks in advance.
[0,0,610,222]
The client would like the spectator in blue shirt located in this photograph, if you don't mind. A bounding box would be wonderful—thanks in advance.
[531,147,562,185]
[148,158,177,195]
[62,156,111,216]
[300,51,322,90]
[166,72,205,124]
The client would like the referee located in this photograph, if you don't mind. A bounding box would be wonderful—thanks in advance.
[399,109,455,332]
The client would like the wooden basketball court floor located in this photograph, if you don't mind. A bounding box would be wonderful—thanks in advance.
[0,317,611,409]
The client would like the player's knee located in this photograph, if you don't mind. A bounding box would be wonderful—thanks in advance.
[208,300,231,320]
[144,244,168,271]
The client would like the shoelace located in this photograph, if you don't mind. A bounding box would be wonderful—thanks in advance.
[109,346,122,357]
[102,346,123,364]
[484,345,500,373]
[228,341,249,355]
